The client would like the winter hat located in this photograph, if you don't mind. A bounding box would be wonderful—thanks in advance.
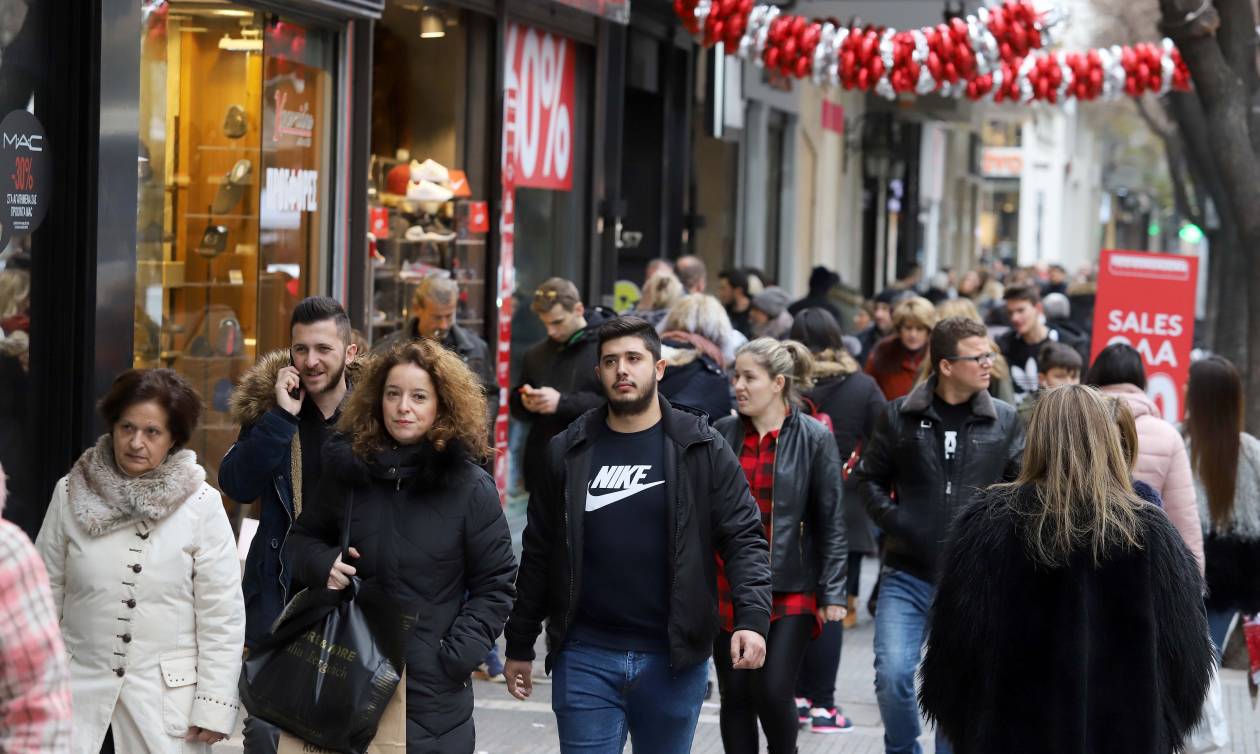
[386,163,412,196]
[808,265,840,293]
[751,286,791,318]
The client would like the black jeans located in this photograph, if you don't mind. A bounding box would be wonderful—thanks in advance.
[795,618,844,710]
[714,615,814,754]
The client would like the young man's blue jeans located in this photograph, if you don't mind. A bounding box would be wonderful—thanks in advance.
[873,568,952,754]
[1207,605,1237,662]
[552,639,708,754]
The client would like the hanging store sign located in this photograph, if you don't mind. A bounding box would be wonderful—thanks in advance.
[980,146,1024,178]
[505,22,576,191]
[0,110,49,249]
[1091,249,1198,422]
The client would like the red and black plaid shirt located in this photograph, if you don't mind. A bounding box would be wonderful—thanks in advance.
[717,416,818,634]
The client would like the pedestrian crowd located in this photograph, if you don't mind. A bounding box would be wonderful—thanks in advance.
[0,253,1253,754]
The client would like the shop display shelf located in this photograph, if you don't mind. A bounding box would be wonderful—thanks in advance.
[455,239,486,246]
[196,145,275,153]
[166,281,250,289]
[184,213,258,220]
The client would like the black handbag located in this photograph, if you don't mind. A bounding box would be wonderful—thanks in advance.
[239,493,414,754]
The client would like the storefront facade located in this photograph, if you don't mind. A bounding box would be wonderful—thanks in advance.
[7,0,657,532]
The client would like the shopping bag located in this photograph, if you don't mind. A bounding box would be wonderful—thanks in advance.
[1185,662,1229,753]
[240,492,414,754]
[277,670,407,754]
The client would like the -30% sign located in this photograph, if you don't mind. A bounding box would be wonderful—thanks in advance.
[506,23,575,191]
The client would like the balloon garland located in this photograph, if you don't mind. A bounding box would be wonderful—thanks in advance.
[672,0,1190,104]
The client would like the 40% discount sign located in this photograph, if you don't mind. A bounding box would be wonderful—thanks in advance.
[504,23,576,191]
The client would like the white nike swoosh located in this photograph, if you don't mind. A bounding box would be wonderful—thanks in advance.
[585,480,665,512]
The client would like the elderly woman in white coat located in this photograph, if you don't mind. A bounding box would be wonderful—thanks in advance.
[36,369,245,753]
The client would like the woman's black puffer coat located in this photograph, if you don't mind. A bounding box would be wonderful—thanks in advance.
[288,435,517,754]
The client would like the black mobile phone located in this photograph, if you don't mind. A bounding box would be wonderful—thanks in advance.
[288,355,302,401]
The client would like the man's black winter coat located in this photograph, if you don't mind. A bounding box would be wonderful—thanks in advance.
[920,489,1213,754]
[503,396,772,672]
[287,436,516,754]
[509,312,609,493]
[852,377,1024,583]
[714,411,848,607]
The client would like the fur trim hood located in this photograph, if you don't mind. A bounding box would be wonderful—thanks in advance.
[229,348,361,427]
[68,435,205,536]
[321,433,474,493]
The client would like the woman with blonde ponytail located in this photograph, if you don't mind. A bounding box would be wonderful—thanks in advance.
[920,385,1213,754]
[712,338,850,750]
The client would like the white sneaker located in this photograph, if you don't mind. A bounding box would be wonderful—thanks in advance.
[416,158,450,184]
[406,179,453,205]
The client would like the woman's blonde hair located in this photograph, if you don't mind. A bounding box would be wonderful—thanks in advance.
[893,296,938,331]
[337,340,493,461]
[935,297,982,323]
[637,272,684,313]
[993,385,1143,566]
[735,337,815,407]
[1109,396,1139,471]
[661,293,733,350]
[0,269,29,319]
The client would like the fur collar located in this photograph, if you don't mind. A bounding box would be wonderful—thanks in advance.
[68,435,205,536]
[229,348,361,427]
[321,433,473,492]
[901,375,998,420]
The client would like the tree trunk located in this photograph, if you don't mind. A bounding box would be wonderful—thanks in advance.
[1159,0,1260,431]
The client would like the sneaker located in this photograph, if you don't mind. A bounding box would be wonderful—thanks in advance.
[406,179,453,205]
[795,697,811,725]
[414,157,450,185]
[809,707,854,734]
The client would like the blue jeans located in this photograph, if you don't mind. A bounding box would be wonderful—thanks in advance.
[1207,605,1237,662]
[552,639,708,754]
[873,568,952,754]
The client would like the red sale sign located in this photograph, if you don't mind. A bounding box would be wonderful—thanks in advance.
[1091,250,1198,422]
[504,23,575,191]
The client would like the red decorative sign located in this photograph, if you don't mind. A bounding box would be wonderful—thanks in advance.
[504,23,575,191]
[1091,250,1198,422]
[467,201,489,234]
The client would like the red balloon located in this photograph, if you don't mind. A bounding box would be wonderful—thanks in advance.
[928,52,943,80]
[945,62,958,83]
[795,56,812,78]
[858,68,870,89]
[765,48,780,68]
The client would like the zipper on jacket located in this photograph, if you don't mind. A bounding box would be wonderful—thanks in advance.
[274,477,295,602]
[562,477,575,635]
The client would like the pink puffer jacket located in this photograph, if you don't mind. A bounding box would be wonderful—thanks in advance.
[1101,383,1205,575]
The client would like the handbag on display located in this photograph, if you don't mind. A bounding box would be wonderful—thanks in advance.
[240,493,413,754]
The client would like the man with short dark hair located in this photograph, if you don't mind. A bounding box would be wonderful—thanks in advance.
[504,317,771,754]
[675,255,707,294]
[1017,341,1083,426]
[788,266,844,324]
[855,288,904,367]
[997,284,1070,405]
[510,278,610,494]
[853,316,1023,754]
[219,296,359,753]
[717,268,755,339]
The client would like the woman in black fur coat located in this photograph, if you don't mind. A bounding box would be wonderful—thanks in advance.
[920,385,1213,754]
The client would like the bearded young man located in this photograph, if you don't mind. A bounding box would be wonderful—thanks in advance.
[503,317,771,754]
[218,296,358,754]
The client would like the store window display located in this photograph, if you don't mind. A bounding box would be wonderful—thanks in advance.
[368,4,491,347]
[134,3,333,511]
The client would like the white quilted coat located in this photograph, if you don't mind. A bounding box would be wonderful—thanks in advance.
[36,475,244,753]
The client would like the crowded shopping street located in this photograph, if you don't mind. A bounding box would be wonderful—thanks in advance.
[6,0,1260,753]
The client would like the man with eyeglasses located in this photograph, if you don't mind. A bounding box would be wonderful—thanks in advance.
[851,316,1024,754]
[510,277,610,494]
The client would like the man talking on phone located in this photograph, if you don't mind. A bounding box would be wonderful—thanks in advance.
[509,277,610,494]
[504,317,770,754]
[219,297,358,753]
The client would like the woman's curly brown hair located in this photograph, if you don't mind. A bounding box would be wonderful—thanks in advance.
[337,339,493,461]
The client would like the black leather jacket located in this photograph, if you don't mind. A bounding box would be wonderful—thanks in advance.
[504,397,772,672]
[714,410,848,607]
[853,377,1024,583]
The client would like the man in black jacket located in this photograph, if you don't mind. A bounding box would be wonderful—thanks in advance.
[504,317,771,754]
[373,275,496,422]
[509,278,609,493]
[852,316,1024,754]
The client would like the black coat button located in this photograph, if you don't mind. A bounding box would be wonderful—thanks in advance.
[126,599,136,609]
[121,634,131,643]
[270,538,279,549]
[115,668,125,677]
[131,564,142,573]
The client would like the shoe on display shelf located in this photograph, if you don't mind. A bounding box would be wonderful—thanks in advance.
[415,158,450,185]
[406,179,453,205]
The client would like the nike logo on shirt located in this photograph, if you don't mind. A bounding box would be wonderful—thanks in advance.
[586,464,664,512]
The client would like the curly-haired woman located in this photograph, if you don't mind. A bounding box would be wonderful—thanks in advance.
[287,340,517,754]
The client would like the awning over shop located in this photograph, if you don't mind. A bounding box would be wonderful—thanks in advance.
[548,0,630,24]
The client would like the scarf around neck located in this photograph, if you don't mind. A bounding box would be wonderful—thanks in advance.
[68,434,205,537]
